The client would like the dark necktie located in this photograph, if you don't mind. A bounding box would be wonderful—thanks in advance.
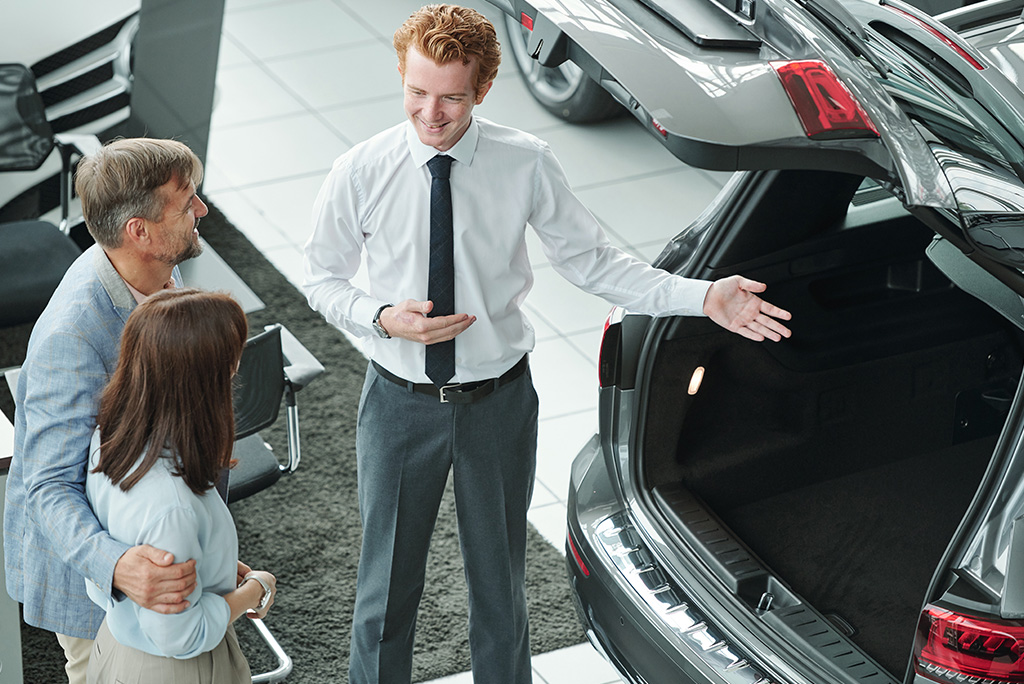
[425,154,455,387]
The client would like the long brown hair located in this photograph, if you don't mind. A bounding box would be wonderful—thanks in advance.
[93,288,248,494]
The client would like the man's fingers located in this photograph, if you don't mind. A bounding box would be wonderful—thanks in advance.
[159,558,197,581]
[759,299,792,321]
[135,544,175,566]
[423,314,475,344]
[405,313,475,344]
[758,313,791,339]
[738,277,767,294]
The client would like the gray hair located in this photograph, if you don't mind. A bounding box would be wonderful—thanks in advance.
[74,138,203,249]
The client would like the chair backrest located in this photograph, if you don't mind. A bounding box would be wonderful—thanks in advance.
[0,63,54,173]
[4,367,20,399]
[234,324,285,441]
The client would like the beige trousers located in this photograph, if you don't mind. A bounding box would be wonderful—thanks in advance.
[56,632,93,684]
[85,618,251,684]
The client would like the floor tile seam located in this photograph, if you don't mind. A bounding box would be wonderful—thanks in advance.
[202,164,238,194]
[561,335,601,368]
[242,36,384,63]
[530,668,552,684]
[318,92,403,114]
[223,0,295,14]
[537,406,599,423]
[217,31,368,148]
[570,163,701,194]
[209,221,293,251]
[211,103,354,149]
[222,168,336,194]
[528,500,567,513]
[222,25,382,65]
[523,304,604,351]
[325,0,392,43]
[222,0,389,53]
[212,105,311,131]
[531,477,562,506]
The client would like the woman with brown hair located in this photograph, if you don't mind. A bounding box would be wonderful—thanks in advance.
[83,288,276,684]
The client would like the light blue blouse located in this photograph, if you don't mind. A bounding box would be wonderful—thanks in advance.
[84,430,237,659]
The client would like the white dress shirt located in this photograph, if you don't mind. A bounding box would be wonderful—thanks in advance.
[303,117,711,383]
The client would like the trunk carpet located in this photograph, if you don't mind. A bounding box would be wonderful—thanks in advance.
[715,439,992,677]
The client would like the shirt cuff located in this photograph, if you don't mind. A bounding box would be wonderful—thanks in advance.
[352,297,389,337]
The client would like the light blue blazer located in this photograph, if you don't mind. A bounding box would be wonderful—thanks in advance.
[4,245,181,638]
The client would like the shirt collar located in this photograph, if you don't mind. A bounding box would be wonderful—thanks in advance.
[123,275,176,304]
[405,117,479,169]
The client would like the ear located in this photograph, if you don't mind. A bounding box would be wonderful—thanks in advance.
[123,216,150,247]
[475,80,494,106]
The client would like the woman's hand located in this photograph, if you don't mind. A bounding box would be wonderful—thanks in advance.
[225,569,277,621]
[244,570,277,619]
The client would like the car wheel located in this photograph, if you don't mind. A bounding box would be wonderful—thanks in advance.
[502,14,622,123]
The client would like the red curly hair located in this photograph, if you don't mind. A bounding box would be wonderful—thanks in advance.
[394,4,501,95]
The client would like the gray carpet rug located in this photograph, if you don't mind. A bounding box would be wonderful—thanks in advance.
[3,204,584,682]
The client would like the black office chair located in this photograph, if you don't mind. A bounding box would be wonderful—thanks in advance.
[229,323,324,683]
[0,63,94,327]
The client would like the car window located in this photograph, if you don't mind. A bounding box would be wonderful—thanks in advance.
[863,17,1024,272]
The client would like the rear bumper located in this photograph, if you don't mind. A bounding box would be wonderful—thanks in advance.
[566,434,781,684]
[566,537,700,684]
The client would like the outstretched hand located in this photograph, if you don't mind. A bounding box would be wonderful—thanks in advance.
[378,299,476,345]
[703,276,792,342]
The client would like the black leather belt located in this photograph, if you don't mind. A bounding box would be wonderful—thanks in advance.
[372,355,528,404]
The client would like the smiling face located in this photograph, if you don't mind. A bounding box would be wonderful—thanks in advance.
[150,177,208,266]
[401,45,493,151]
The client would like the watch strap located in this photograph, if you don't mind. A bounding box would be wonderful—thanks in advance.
[242,571,272,612]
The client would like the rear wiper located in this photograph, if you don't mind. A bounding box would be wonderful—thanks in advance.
[797,0,892,79]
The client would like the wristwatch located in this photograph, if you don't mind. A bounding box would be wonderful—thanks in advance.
[372,303,392,339]
[242,572,272,613]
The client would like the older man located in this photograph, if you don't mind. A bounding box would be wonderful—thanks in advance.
[5,138,208,683]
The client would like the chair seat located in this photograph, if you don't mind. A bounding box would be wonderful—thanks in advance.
[228,433,283,503]
[0,220,80,327]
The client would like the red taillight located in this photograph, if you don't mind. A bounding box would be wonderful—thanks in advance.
[599,307,625,388]
[916,604,1024,683]
[520,12,534,31]
[885,5,985,71]
[772,60,879,139]
[567,530,590,577]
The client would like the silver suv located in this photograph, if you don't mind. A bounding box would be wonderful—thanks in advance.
[490,0,1024,682]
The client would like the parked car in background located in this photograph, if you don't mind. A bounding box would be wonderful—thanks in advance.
[0,1,140,224]
[490,0,1024,682]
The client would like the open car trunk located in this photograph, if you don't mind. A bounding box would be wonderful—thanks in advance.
[639,171,1024,677]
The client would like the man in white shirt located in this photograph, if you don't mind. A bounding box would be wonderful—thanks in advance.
[302,5,791,683]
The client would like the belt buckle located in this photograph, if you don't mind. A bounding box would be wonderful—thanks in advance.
[438,383,461,403]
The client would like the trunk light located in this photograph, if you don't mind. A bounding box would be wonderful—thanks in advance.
[567,529,590,577]
[688,366,705,395]
[520,12,534,31]
[772,60,879,139]
[886,5,985,70]
[915,604,1024,683]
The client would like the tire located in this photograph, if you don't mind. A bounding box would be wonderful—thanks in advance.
[502,14,623,124]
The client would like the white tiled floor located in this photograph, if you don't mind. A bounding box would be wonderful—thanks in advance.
[206,0,728,681]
